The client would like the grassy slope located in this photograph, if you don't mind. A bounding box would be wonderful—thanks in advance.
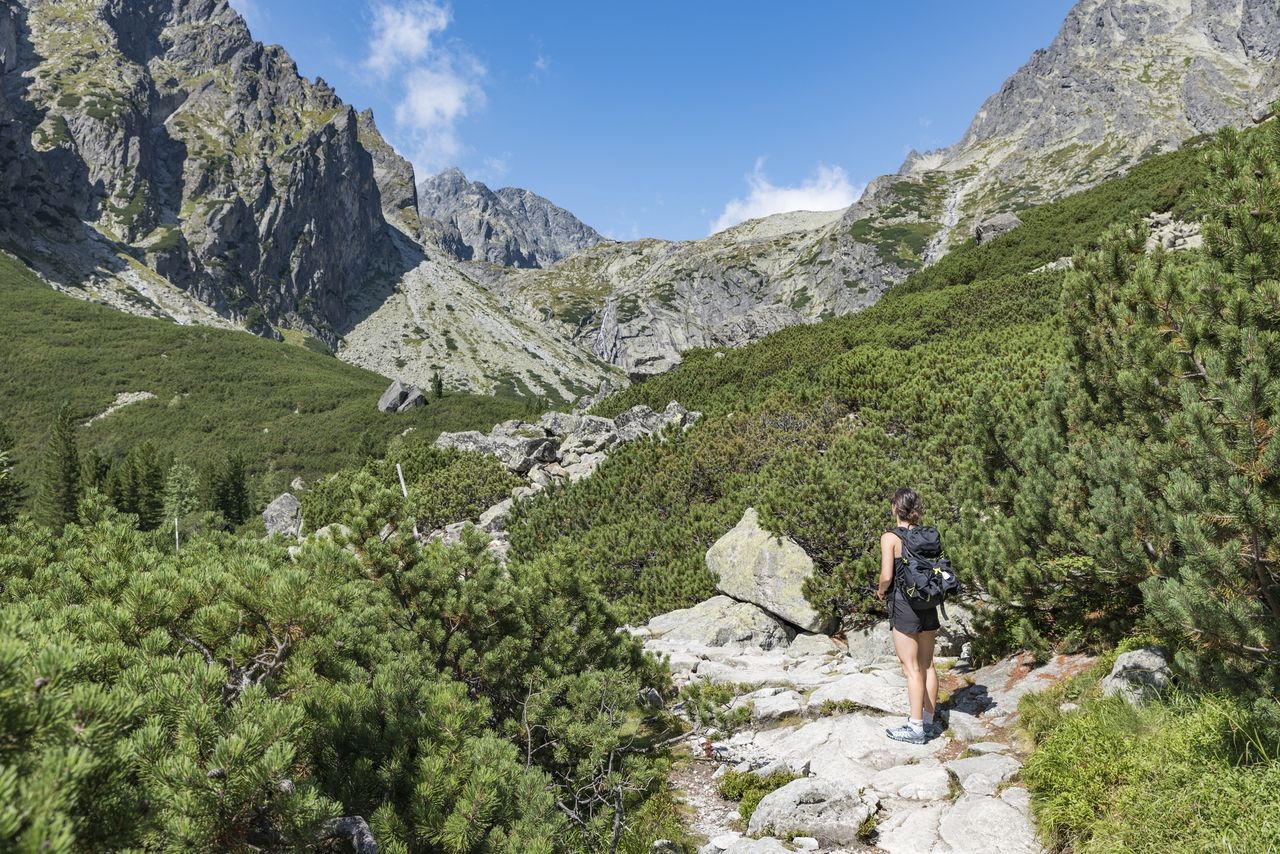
[0,253,527,490]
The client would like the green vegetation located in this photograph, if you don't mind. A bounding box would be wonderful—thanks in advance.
[0,495,675,852]
[967,122,1280,688]
[716,769,796,823]
[0,252,525,499]
[1019,667,1280,853]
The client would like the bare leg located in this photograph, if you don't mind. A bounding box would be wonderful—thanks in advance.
[916,629,939,717]
[891,628,924,720]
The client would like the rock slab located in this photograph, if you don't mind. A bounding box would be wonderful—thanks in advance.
[707,508,835,634]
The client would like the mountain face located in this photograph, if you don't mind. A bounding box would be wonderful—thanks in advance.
[418,167,603,268]
[494,0,1280,377]
[0,0,617,401]
[2,0,408,342]
[4,0,1277,397]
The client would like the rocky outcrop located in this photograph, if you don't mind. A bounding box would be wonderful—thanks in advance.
[644,595,796,651]
[746,778,878,846]
[1099,646,1172,705]
[418,167,602,268]
[705,508,835,634]
[7,0,403,344]
[263,493,302,537]
[377,380,427,413]
[428,400,701,560]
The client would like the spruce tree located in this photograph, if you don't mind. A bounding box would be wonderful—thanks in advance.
[0,421,23,524]
[432,371,444,399]
[210,453,252,527]
[38,404,81,531]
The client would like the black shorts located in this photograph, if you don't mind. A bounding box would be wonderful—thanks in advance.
[889,594,940,634]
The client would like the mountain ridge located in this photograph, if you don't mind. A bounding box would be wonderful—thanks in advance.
[417,166,604,268]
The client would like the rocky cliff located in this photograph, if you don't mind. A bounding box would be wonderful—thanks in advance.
[494,0,1280,377]
[0,0,618,399]
[3,0,414,343]
[418,167,603,268]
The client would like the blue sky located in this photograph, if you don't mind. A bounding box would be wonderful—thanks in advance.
[229,0,1076,240]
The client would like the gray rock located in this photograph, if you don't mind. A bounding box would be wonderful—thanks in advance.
[644,596,795,650]
[263,493,302,538]
[790,838,818,851]
[378,380,410,413]
[478,498,514,533]
[807,671,909,715]
[732,688,804,722]
[537,411,580,437]
[637,687,664,710]
[868,757,952,801]
[706,508,835,634]
[967,742,1010,755]
[434,430,558,474]
[973,211,1022,243]
[418,167,603,268]
[561,415,619,454]
[614,405,666,441]
[747,778,878,845]
[719,839,790,854]
[935,794,1040,853]
[399,388,427,412]
[1099,646,1172,705]
[945,753,1022,796]
[785,633,838,658]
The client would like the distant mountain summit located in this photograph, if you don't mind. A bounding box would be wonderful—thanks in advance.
[418,168,603,269]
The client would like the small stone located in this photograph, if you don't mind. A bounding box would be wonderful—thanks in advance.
[945,753,1022,796]
[791,838,819,851]
[1099,646,1171,706]
[967,742,1010,755]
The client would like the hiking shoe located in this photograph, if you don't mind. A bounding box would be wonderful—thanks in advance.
[885,723,927,745]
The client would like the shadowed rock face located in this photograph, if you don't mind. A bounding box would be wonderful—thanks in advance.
[4,0,408,343]
[417,167,603,268]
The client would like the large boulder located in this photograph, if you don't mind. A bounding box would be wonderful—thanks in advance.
[434,430,558,474]
[644,595,796,650]
[706,508,835,633]
[614,404,666,441]
[1099,646,1172,705]
[537,411,580,437]
[746,778,878,846]
[561,415,619,454]
[378,380,427,413]
[973,211,1022,243]
[263,493,302,537]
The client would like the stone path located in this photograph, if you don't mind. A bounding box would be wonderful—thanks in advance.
[644,618,1092,854]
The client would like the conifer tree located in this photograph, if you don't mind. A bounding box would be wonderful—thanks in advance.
[162,462,202,523]
[432,371,444,399]
[210,453,252,527]
[38,404,81,531]
[0,421,23,524]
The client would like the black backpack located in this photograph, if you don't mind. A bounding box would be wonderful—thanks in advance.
[892,525,960,614]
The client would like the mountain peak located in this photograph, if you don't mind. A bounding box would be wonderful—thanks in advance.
[418,169,602,268]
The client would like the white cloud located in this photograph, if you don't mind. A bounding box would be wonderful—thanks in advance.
[365,0,451,76]
[710,158,862,234]
[363,1,486,176]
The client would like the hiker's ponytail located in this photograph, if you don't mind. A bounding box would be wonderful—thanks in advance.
[892,488,922,525]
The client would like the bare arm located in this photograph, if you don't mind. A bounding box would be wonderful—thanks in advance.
[877,532,897,600]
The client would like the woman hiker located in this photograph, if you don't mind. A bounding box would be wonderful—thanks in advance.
[876,487,942,744]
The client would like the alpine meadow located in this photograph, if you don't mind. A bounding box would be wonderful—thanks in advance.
[2,1,1279,852]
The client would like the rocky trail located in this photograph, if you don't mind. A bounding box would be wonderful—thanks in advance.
[630,508,1096,854]
[264,402,1101,853]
